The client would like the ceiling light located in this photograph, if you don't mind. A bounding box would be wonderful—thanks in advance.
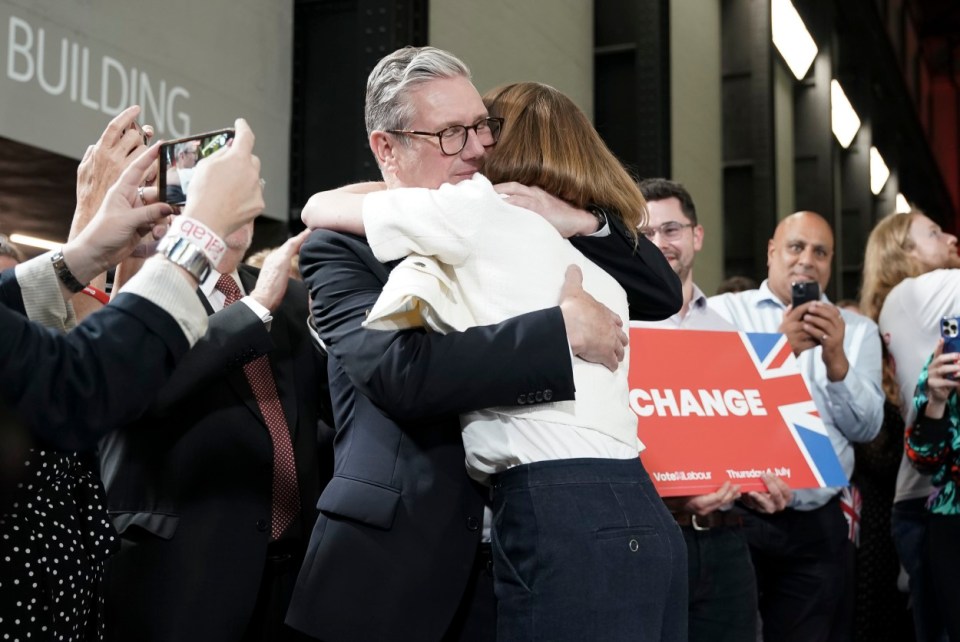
[9,233,61,251]
[831,80,861,148]
[870,147,890,195]
[895,193,911,213]
[772,0,818,80]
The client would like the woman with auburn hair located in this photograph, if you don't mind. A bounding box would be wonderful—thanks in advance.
[860,209,959,642]
[480,82,646,237]
[301,81,686,642]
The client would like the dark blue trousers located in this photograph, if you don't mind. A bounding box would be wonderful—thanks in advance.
[490,457,687,642]
[683,526,758,642]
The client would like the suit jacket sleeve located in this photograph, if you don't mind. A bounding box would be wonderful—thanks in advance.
[1,291,191,451]
[569,214,682,321]
[0,269,27,315]
[150,301,274,411]
[300,230,576,422]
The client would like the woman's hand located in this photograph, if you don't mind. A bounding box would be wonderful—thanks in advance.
[924,339,960,418]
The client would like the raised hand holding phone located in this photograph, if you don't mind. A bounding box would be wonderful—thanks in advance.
[159,128,237,206]
[923,338,960,417]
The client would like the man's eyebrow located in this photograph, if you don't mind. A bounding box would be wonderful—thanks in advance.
[785,238,831,251]
[433,114,490,130]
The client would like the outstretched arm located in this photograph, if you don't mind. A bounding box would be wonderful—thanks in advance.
[300,182,385,234]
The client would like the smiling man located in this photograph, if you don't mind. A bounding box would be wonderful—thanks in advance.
[708,211,884,642]
[634,178,793,642]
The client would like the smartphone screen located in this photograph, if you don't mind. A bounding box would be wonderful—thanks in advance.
[791,281,820,308]
[158,128,236,206]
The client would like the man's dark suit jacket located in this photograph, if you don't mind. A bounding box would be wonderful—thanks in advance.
[0,269,191,512]
[99,266,332,642]
[286,220,681,642]
[0,269,191,451]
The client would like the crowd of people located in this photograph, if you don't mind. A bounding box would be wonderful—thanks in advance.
[0,44,955,642]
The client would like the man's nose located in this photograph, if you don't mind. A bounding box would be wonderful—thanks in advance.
[651,231,671,249]
[797,246,816,265]
[460,128,486,159]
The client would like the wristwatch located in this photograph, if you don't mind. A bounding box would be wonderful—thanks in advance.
[50,250,87,293]
[586,204,608,233]
[156,235,212,283]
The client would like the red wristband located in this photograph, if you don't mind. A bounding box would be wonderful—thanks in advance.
[81,285,110,305]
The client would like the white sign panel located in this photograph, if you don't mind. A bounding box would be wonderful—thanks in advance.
[0,0,292,220]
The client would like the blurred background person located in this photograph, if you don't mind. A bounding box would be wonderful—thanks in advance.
[905,339,960,641]
[709,211,884,642]
[165,139,200,204]
[0,234,25,271]
[246,245,302,280]
[715,274,758,295]
[860,209,960,642]
[635,177,792,642]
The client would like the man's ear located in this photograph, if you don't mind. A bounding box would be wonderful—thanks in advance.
[370,131,397,174]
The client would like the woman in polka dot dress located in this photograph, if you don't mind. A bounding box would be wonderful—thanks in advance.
[1,452,117,641]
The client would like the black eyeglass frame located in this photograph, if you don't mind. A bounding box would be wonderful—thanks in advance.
[386,117,505,156]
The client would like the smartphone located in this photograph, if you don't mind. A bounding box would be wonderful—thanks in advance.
[941,316,960,355]
[791,281,821,308]
[158,128,235,206]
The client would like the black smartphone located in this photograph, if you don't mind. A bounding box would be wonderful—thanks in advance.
[791,281,820,308]
[158,128,235,206]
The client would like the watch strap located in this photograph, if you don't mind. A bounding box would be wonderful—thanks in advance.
[586,204,608,233]
[50,250,87,293]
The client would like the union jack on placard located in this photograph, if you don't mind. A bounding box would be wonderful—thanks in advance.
[778,399,848,488]
[740,332,798,379]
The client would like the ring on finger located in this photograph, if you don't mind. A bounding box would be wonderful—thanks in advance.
[137,186,145,204]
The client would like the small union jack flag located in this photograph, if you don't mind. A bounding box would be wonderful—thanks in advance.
[840,485,862,547]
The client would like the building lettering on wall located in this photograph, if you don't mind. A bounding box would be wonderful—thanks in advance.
[5,15,191,137]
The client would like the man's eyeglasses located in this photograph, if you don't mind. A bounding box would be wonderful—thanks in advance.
[387,117,504,156]
[639,221,695,241]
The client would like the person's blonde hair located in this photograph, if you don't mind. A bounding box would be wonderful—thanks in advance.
[860,211,923,322]
[481,82,644,241]
[859,210,924,404]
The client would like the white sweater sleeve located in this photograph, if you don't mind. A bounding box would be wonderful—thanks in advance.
[362,176,493,265]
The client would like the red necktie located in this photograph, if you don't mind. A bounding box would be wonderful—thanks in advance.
[215,274,299,540]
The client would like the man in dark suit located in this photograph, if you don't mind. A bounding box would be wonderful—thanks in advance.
[100,226,332,642]
[286,46,681,642]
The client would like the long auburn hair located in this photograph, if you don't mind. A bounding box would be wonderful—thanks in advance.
[859,210,924,404]
[481,82,644,241]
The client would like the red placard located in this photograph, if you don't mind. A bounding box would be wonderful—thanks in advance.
[629,326,848,497]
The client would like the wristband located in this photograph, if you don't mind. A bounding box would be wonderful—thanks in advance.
[156,235,212,283]
[81,286,110,305]
[167,216,227,268]
[50,250,87,293]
